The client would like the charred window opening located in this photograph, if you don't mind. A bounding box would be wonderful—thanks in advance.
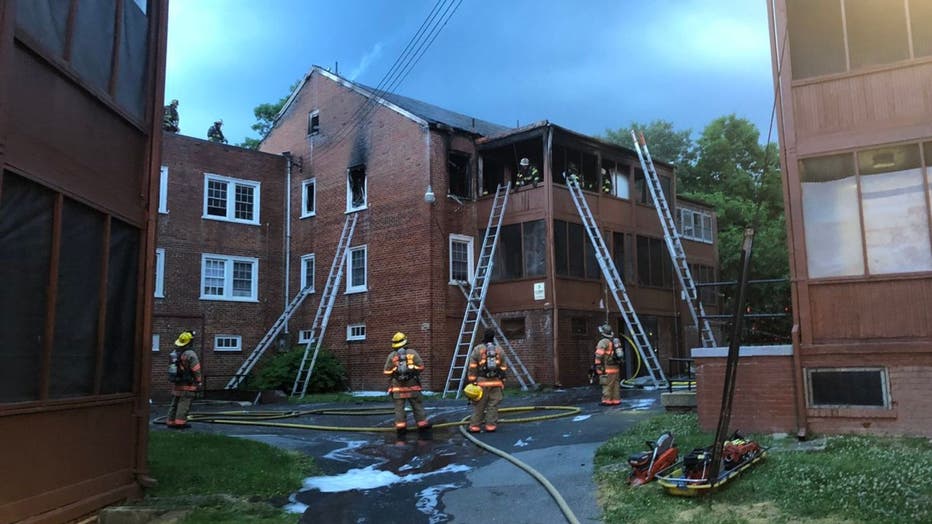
[602,159,630,198]
[347,165,367,210]
[554,219,599,280]
[448,151,471,199]
[502,317,526,339]
[481,157,505,196]
[554,146,597,191]
[308,110,320,136]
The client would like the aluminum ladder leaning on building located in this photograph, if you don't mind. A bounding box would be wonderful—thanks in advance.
[631,130,717,349]
[291,213,359,398]
[443,182,511,398]
[564,174,668,388]
[455,281,535,390]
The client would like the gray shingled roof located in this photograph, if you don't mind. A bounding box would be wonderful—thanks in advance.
[361,87,511,137]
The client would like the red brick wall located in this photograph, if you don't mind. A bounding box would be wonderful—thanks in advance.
[152,133,287,399]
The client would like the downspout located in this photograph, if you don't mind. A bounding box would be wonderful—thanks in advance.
[544,126,561,386]
[283,152,293,335]
[424,124,435,387]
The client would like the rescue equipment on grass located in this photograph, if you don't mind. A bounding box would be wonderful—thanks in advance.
[656,431,767,496]
[627,431,678,486]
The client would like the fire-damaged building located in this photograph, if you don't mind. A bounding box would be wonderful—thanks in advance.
[152,65,719,395]
[0,0,168,522]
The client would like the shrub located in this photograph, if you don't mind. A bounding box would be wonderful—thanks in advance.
[251,346,348,394]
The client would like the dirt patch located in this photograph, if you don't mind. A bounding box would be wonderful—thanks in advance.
[674,501,857,523]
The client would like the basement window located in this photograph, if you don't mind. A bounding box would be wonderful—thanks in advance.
[448,151,472,199]
[807,368,889,408]
[501,317,526,340]
[347,324,366,341]
[347,165,367,211]
[298,329,313,344]
[214,335,242,352]
[308,110,320,136]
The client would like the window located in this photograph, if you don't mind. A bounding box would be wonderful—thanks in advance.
[200,254,259,301]
[807,368,888,408]
[159,165,168,214]
[523,220,547,278]
[689,264,717,305]
[298,329,313,344]
[448,151,472,199]
[308,109,320,135]
[154,248,165,297]
[501,317,526,339]
[489,221,546,282]
[786,0,847,79]
[346,245,367,293]
[347,323,366,341]
[203,174,260,225]
[347,165,367,211]
[152,334,160,352]
[844,0,909,71]
[912,0,932,58]
[300,253,315,292]
[554,220,599,280]
[214,335,243,352]
[449,234,474,283]
[604,160,629,199]
[800,154,864,278]
[637,236,673,288]
[679,208,714,243]
[612,232,626,282]
[301,178,316,218]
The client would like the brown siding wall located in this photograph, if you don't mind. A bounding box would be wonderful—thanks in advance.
[807,278,932,341]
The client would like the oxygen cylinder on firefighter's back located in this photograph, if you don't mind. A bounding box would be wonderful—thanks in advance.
[168,349,179,382]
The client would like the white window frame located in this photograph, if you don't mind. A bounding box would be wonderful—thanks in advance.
[308,109,320,136]
[298,329,313,344]
[152,334,160,352]
[345,245,368,294]
[200,253,259,302]
[159,165,169,214]
[347,323,366,341]
[203,173,261,225]
[346,166,368,212]
[448,234,474,284]
[301,178,316,218]
[214,335,243,352]
[678,207,714,244]
[300,253,315,292]
[154,248,165,298]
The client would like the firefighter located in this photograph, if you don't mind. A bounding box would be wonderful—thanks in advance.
[601,168,613,194]
[466,329,508,432]
[163,99,180,133]
[593,323,623,406]
[514,157,540,190]
[166,330,202,428]
[207,119,227,144]
[383,332,430,437]
[563,162,580,186]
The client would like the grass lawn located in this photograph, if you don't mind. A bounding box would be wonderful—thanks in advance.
[595,413,932,523]
[146,430,319,523]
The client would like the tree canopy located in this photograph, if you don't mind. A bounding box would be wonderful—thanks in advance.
[238,79,302,149]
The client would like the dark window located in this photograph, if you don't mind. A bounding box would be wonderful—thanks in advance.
[71,0,117,93]
[523,220,546,277]
[481,157,505,196]
[808,369,887,407]
[501,317,526,340]
[787,0,847,79]
[554,220,568,276]
[637,235,672,288]
[612,232,626,282]
[912,0,932,58]
[348,165,366,209]
[0,173,54,403]
[448,151,471,199]
[308,110,320,135]
[491,223,522,281]
[115,1,150,120]
[689,263,717,305]
[634,168,649,205]
[845,0,909,70]
[584,234,600,280]
[571,317,588,336]
[101,218,139,394]
[581,152,598,192]
[567,222,585,278]
[15,0,71,60]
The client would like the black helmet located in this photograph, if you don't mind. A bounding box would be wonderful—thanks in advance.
[598,324,613,338]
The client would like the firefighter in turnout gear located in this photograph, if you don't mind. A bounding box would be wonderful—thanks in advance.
[514,157,540,190]
[383,332,430,437]
[167,330,202,428]
[593,323,623,406]
[466,329,508,432]
[207,119,227,144]
[163,99,179,133]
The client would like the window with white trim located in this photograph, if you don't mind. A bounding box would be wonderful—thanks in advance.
[298,329,313,344]
[346,245,367,293]
[301,178,316,218]
[347,165,367,211]
[308,109,320,135]
[347,323,366,341]
[200,254,259,301]
[154,248,165,298]
[159,166,169,214]
[214,335,242,352]
[449,234,474,283]
[300,253,315,292]
[678,207,714,243]
[203,173,260,224]
[152,334,160,352]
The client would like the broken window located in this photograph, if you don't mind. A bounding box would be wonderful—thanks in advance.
[481,157,505,196]
[501,317,526,340]
[347,165,367,211]
[308,110,320,135]
[448,151,471,199]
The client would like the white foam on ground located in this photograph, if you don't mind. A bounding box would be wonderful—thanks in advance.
[323,439,371,462]
[416,483,460,523]
[626,398,656,411]
[301,463,470,493]
[572,414,592,422]
[283,492,309,514]
[513,437,533,447]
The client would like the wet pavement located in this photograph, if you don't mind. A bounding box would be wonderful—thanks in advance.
[151,386,664,523]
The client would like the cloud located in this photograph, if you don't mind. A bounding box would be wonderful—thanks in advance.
[348,42,385,81]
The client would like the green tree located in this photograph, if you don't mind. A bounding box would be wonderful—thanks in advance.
[238,79,302,149]
[604,119,696,169]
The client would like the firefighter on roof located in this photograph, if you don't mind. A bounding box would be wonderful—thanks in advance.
[383,332,430,437]
[466,329,508,432]
[593,323,623,406]
[167,330,202,428]
[207,119,227,144]
[163,99,179,133]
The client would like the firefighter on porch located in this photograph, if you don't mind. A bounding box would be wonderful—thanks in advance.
[466,329,508,433]
[383,332,431,437]
[167,330,202,428]
[515,157,541,190]
[593,323,624,406]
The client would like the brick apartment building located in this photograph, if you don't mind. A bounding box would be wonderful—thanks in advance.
[698,0,932,438]
[153,66,719,395]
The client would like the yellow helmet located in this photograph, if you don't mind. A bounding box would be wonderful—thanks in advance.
[463,383,483,402]
[391,331,408,349]
[174,331,194,347]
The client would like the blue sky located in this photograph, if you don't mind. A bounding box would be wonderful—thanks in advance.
[165,0,776,147]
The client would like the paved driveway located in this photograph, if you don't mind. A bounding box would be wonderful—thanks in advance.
[158,387,663,523]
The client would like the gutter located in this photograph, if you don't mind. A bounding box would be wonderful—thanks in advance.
[283,152,293,334]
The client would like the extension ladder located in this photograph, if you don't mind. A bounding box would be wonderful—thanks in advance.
[291,213,358,397]
[631,130,717,348]
[455,281,535,390]
[565,176,668,388]
[225,285,314,389]
[443,183,511,398]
